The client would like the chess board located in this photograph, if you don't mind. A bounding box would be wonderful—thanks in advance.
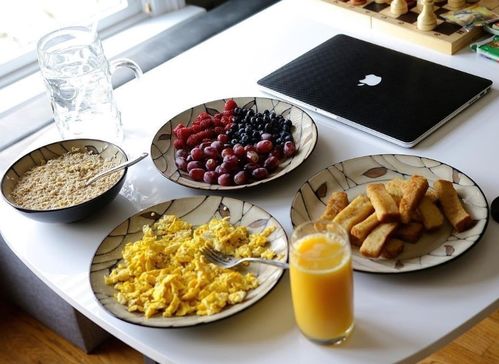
[322,0,499,54]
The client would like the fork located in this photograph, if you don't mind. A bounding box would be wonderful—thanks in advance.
[201,246,289,269]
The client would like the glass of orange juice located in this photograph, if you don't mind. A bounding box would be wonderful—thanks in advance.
[289,220,354,345]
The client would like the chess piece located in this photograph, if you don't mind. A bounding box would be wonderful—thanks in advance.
[447,0,466,9]
[406,0,417,7]
[374,0,386,3]
[352,0,368,5]
[390,0,408,16]
[417,0,437,30]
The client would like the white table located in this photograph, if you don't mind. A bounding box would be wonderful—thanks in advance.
[1,1,498,363]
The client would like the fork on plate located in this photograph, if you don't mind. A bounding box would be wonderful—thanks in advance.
[201,246,289,269]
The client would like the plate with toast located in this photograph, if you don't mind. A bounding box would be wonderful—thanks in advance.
[290,154,489,273]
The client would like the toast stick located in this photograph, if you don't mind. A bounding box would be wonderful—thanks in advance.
[333,194,374,233]
[320,191,349,221]
[359,222,399,258]
[433,180,473,232]
[399,175,429,224]
[351,212,380,246]
[418,195,444,231]
[367,184,400,222]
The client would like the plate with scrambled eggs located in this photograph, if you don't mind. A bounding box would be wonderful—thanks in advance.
[90,195,288,327]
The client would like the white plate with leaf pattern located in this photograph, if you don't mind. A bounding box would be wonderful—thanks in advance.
[150,96,317,190]
[290,154,489,273]
[90,195,288,327]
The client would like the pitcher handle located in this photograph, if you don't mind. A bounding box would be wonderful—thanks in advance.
[110,58,143,81]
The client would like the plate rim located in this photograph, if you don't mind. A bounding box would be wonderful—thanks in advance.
[89,194,289,327]
[290,153,490,274]
[150,96,319,191]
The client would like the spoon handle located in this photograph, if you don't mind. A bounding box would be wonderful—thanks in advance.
[85,152,148,186]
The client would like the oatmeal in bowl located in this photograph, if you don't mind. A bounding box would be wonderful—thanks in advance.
[1,139,128,223]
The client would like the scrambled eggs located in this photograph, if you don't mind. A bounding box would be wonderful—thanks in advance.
[105,215,277,318]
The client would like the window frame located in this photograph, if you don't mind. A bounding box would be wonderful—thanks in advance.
[0,0,144,88]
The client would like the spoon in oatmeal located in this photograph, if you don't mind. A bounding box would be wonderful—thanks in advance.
[85,152,148,186]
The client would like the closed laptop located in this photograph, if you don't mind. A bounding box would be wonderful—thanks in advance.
[257,34,492,147]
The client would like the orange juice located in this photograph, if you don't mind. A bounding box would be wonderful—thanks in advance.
[290,227,354,344]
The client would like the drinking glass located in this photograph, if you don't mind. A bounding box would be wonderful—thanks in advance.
[37,26,142,143]
[289,220,354,345]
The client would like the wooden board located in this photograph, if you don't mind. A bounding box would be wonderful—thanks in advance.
[322,0,499,54]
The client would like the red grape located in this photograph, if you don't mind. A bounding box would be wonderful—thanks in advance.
[211,140,224,151]
[261,133,272,141]
[175,149,188,159]
[217,134,229,144]
[221,161,237,172]
[283,141,296,157]
[190,147,204,161]
[189,168,205,181]
[264,156,279,172]
[244,162,259,174]
[218,173,232,186]
[203,171,219,184]
[270,146,284,160]
[205,158,218,171]
[246,150,259,164]
[234,171,248,185]
[233,144,245,157]
[252,168,269,180]
[187,161,203,172]
[203,146,219,159]
[223,154,239,166]
[175,157,187,171]
[221,147,234,158]
[199,141,212,149]
[256,140,273,154]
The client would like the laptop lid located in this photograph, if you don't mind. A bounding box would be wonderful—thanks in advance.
[257,34,492,147]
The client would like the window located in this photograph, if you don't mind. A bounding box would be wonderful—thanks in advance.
[0,0,144,88]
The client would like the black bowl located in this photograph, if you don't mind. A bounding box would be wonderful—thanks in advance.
[1,139,128,223]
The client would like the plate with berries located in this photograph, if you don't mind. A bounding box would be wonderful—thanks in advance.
[151,97,318,190]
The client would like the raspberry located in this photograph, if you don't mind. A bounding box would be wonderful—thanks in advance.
[224,99,237,111]
[177,127,192,141]
[186,134,200,147]
[191,124,202,133]
[173,138,186,149]
[196,130,210,141]
[221,116,232,125]
[199,118,212,129]
[173,123,185,138]
[195,112,211,123]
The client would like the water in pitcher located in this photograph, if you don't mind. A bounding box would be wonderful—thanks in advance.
[39,31,123,142]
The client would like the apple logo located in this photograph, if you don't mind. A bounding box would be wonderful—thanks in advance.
[358,74,382,87]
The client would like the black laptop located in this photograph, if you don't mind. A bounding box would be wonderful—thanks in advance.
[257,34,492,148]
